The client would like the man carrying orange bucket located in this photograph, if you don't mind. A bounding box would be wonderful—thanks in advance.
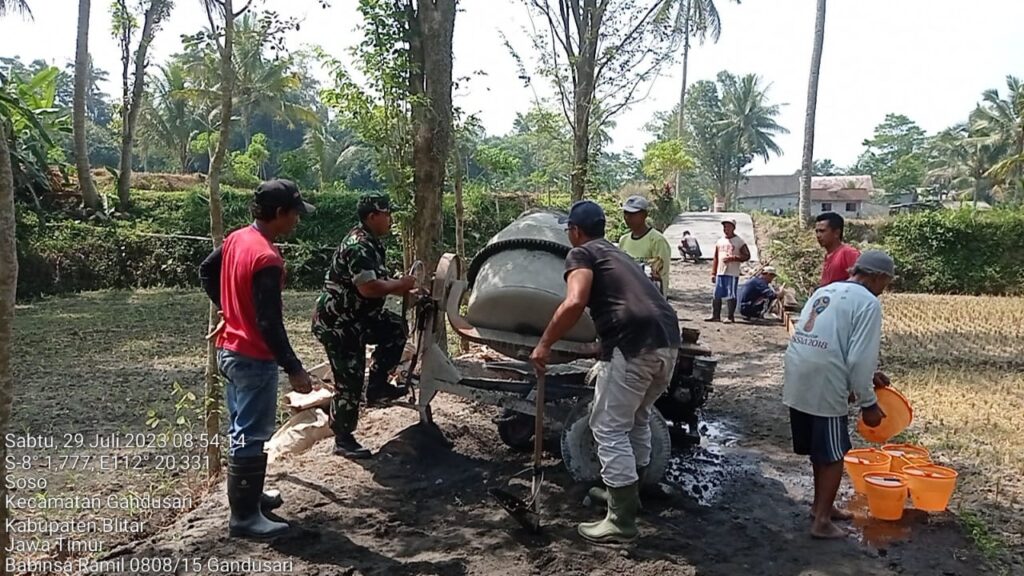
[782,251,896,539]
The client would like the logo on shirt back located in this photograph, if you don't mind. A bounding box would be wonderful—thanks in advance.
[803,295,831,332]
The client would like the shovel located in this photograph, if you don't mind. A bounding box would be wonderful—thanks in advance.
[489,371,546,533]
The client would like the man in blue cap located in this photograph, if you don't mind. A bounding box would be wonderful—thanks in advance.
[531,200,681,544]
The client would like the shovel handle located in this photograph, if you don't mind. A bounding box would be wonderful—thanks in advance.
[532,372,545,471]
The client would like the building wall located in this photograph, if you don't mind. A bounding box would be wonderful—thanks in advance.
[739,194,863,217]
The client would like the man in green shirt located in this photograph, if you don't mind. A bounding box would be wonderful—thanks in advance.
[618,195,672,295]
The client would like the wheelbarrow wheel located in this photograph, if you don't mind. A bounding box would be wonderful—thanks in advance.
[560,394,671,488]
[496,409,535,452]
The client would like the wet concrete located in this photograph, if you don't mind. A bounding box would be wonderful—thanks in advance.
[664,417,745,506]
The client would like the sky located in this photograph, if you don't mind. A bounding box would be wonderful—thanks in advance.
[2,0,1022,175]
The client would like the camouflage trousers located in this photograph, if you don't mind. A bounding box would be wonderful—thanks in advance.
[312,307,407,435]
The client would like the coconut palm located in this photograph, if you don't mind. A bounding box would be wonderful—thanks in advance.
[925,116,1004,207]
[142,61,201,173]
[0,0,30,16]
[973,76,1024,197]
[798,0,826,225]
[73,0,99,209]
[302,123,363,190]
[673,0,736,197]
[717,72,788,207]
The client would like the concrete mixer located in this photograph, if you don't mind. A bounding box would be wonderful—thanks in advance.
[396,209,717,487]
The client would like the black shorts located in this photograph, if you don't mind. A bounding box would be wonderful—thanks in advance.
[789,408,852,464]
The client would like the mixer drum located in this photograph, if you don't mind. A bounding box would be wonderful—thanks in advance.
[465,210,598,343]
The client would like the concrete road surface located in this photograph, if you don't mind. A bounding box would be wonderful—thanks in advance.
[663,212,760,262]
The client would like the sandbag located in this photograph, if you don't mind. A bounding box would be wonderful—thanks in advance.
[266,408,332,463]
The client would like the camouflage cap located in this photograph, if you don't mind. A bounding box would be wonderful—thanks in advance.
[357,192,391,217]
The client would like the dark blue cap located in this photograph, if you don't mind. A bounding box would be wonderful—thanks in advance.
[559,200,606,230]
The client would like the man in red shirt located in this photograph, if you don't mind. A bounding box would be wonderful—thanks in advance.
[815,212,860,287]
[199,179,314,539]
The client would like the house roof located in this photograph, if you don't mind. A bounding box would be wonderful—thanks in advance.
[737,174,875,200]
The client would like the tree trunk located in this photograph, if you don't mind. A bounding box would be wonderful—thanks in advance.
[409,0,456,271]
[0,123,18,576]
[73,0,99,210]
[675,7,691,201]
[799,0,827,227]
[571,90,594,202]
[454,162,465,263]
[117,0,164,210]
[204,0,239,478]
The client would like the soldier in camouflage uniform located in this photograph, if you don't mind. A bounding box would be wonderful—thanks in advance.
[312,192,416,459]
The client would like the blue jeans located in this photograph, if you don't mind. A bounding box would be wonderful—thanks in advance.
[218,349,279,457]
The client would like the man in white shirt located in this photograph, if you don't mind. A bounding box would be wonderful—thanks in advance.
[706,218,750,323]
[783,250,894,540]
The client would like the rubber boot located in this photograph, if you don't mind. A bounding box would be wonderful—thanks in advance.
[333,431,372,459]
[578,483,640,544]
[365,370,406,406]
[227,454,289,539]
[725,299,737,323]
[588,467,662,507]
[705,299,722,322]
[260,490,283,512]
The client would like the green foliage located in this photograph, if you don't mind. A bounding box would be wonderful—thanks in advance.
[853,113,928,200]
[0,65,72,202]
[882,209,1024,295]
[641,138,693,185]
[16,186,633,299]
[757,210,1024,299]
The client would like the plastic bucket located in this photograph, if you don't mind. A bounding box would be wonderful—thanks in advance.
[904,465,958,512]
[882,444,932,472]
[863,472,908,521]
[844,449,892,494]
[857,387,913,443]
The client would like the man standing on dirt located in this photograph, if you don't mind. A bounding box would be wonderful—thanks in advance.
[706,218,750,323]
[618,195,673,295]
[530,200,681,545]
[312,192,416,460]
[815,212,860,286]
[783,250,894,539]
[199,178,315,539]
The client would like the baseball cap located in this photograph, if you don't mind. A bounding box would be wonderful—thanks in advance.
[854,250,896,277]
[357,192,392,217]
[762,266,777,275]
[559,200,606,230]
[254,179,314,214]
[722,217,737,226]
[621,195,650,213]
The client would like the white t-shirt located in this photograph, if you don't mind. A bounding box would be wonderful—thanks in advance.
[715,236,747,277]
[782,281,881,417]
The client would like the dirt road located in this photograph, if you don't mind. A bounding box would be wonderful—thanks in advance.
[111,263,983,576]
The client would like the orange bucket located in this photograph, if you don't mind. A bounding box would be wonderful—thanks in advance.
[882,444,932,472]
[904,465,958,512]
[863,472,908,521]
[857,387,913,443]
[844,449,892,494]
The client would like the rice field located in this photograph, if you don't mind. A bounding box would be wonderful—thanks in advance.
[880,293,1024,566]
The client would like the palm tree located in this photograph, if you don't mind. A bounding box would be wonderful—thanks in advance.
[973,76,1024,198]
[674,0,732,197]
[73,0,99,210]
[925,117,1003,207]
[142,61,200,173]
[302,123,363,190]
[798,0,826,226]
[717,73,788,208]
[0,0,30,16]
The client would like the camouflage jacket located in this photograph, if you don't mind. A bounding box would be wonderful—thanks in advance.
[317,225,390,324]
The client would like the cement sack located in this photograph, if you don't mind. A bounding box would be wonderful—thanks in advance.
[267,408,332,463]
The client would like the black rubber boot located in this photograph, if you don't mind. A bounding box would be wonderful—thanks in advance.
[227,454,289,539]
[705,299,722,322]
[726,300,737,323]
[333,431,372,459]
[260,490,283,512]
[365,370,406,406]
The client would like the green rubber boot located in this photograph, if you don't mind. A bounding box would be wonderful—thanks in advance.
[578,483,640,544]
[588,467,659,507]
